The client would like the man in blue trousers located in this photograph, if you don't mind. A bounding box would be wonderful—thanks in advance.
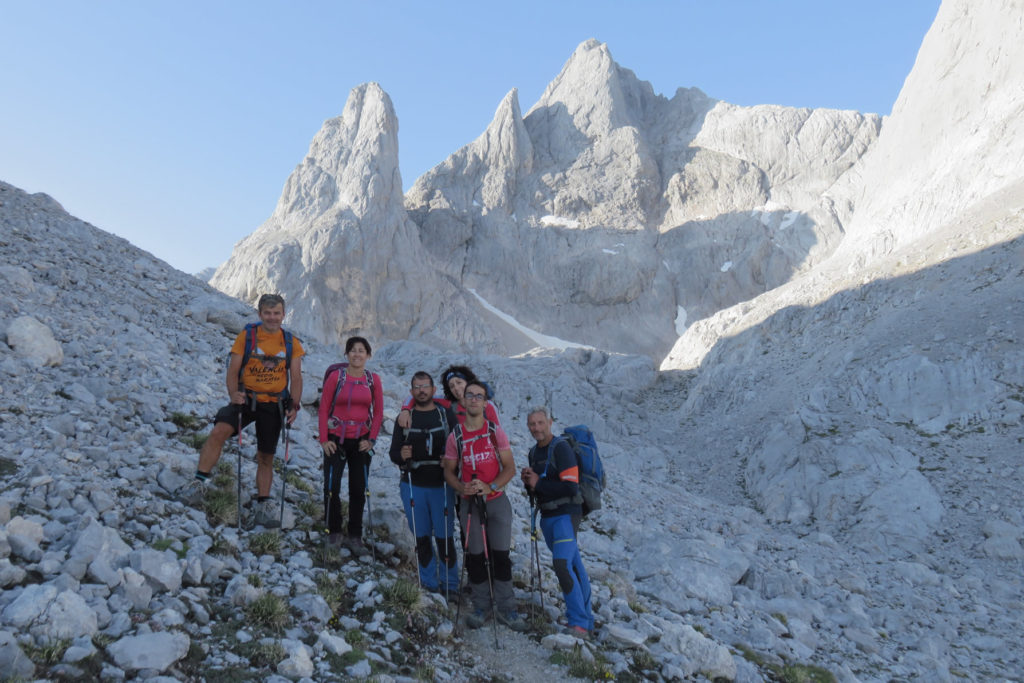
[521,406,594,637]
[390,371,459,595]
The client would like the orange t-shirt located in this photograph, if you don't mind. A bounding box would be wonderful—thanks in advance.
[230,326,305,402]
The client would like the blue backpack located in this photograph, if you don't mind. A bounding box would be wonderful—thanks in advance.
[560,425,605,516]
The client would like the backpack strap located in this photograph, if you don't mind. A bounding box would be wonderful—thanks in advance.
[238,322,293,405]
[535,436,584,510]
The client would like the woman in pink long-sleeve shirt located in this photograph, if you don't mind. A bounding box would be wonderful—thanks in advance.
[318,336,383,550]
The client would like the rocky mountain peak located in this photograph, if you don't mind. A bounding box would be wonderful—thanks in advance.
[210,83,493,349]
[272,82,402,231]
[528,39,660,139]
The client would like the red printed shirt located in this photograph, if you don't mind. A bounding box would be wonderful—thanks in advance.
[444,422,510,500]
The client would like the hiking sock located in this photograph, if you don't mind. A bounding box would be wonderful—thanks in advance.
[195,470,210,481]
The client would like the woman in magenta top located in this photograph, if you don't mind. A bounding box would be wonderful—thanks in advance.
[318,336,383,550]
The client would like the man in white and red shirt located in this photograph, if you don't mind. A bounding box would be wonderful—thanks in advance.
[443,380,526,632]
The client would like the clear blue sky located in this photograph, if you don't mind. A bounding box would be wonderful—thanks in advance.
[0,1,940,274]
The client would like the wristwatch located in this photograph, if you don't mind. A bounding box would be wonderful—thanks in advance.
[489,483,499,493]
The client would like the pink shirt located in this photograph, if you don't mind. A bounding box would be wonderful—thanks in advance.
[444,422,510,500]
[319,369,383,442]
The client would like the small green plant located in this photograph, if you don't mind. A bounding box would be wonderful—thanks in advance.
[169,411,204,430]
[285,471,315,494]
[777,663,836,682]
[316,573,347,612]
[550,645,613,679]
[734,644,834,682]
[316,542,344,570]
[204,488,238,526]
[238,639,286,668]
[245,593,290,631]
[326,648,366,669]
[179,433,208,451]
[213,471,234,488]
[249,532,281,557]
[345,628,365,646]
[299,498,322,521]
[209,533,239,558]
[772,612,789,627]
[23,638,70,665]
[92,633,116,648]
[381,578,420,613]
[152,538,176,551]
[248,574,263,588]
[631,649,657,671]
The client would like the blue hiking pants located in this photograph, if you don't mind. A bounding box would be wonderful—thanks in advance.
[399,479,458,591]
[540,513,593,630]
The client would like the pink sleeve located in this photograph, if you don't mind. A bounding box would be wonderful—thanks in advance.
[494,425,511,450]
[369,372,384,441]
[318,371,337,442]
[444,432,458,460]
[485,401,501,426]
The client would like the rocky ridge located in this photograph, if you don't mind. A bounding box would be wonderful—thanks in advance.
[213,40,881,359]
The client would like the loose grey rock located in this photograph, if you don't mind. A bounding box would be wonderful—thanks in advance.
[106,631,190,671]
[5,315,63,366]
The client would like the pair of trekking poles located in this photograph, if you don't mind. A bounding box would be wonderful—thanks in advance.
[323,443,377,563]
[454,477,501,649]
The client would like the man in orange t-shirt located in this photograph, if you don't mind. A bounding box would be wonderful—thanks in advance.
[181,294,304,527]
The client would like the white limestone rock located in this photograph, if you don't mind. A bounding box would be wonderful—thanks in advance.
[0,630,35,680]
[660,622,737,681]
[5,315,63,366]
[129,548,183,592]
[316,630,352,656]
[106,631,190,672]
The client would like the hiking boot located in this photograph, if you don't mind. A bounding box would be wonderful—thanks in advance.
[496,610,528,632]
[254,500,281,528]
[344,536,369,557]
[327,532,344,547]
[179,479,208,507]
[465,608,491,629]
[566,625,591,640]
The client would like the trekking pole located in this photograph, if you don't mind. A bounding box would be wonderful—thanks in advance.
[364,451,376,563]
[325,459,334,550]
[443,481,451,604]
[407,471,421,589]
[476,492,500,650]
[530,496,544,617]
[278,416,290,531]
[454,495,472,629]
[236,410,243,531]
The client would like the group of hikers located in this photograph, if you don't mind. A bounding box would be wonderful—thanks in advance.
[181,294,594,638]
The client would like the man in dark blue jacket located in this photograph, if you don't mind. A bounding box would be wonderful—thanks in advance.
[521,407,594,637]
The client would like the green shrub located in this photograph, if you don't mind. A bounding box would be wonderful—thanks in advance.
[381,578,420,613]
[245,594,289,631]
[249,532,281,557]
